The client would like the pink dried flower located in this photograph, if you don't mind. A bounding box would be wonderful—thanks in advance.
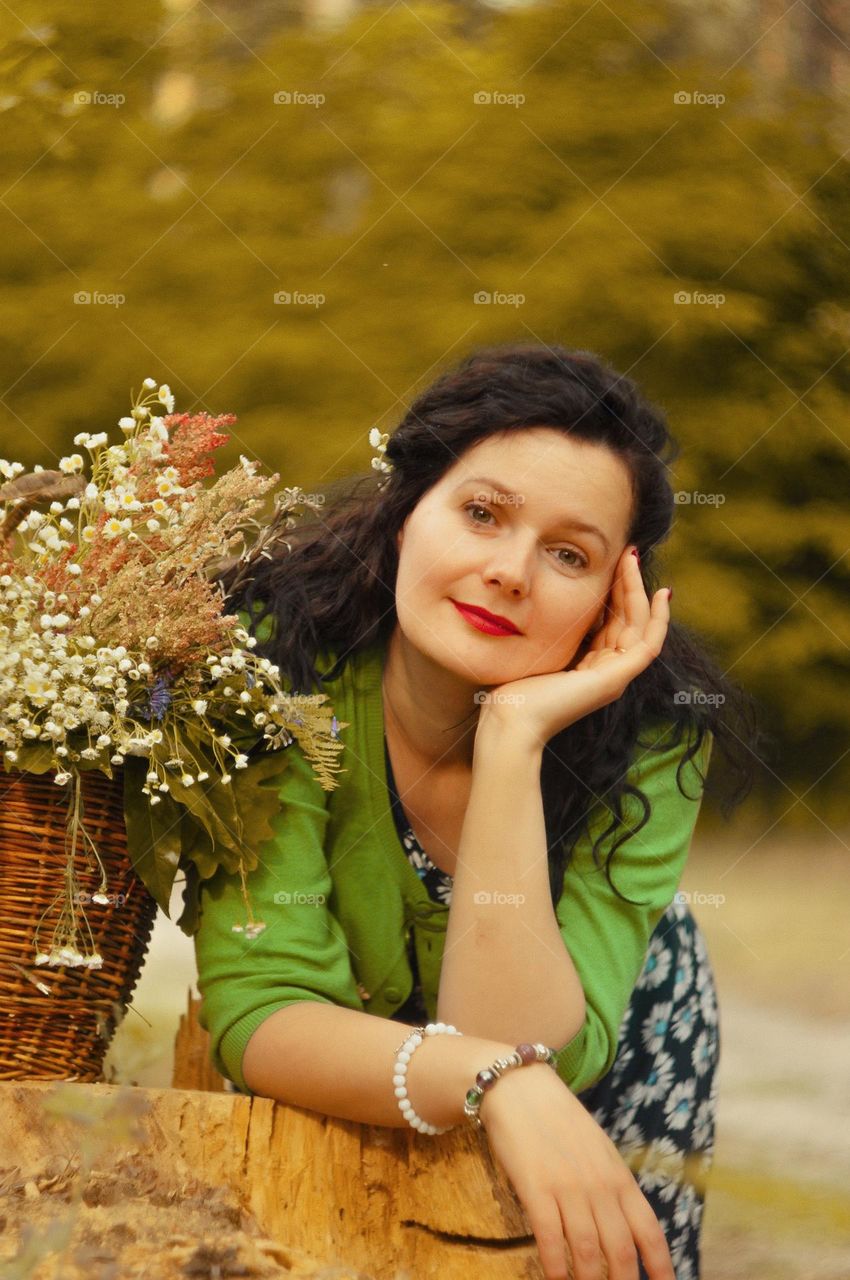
[162,413,234,486]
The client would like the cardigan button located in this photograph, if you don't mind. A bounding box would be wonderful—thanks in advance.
[385,987,401,1002]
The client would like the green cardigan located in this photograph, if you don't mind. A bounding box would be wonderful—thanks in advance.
[194,636,712,1096]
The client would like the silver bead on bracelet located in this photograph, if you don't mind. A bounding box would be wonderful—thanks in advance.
[393,1021,463,1135]
[464,1042,559,1129]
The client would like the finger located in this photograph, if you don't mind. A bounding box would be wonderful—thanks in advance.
[637,587,671,657]
[523,1196,574,1280]
[616,550,652,646]
[592,552,663,657]
[592,1190,641,1280]
[556,1191,605,1280]
[596,550,632,652]
[618,1182,676,1280]
[616,579,670,662]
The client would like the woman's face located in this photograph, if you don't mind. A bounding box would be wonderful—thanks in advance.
[394,428,635,688]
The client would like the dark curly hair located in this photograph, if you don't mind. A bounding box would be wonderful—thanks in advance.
[214,342,764,911]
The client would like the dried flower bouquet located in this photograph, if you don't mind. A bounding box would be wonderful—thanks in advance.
[0,379,346,971]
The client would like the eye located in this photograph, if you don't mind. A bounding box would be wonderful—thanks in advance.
[554,548,587,569]
[464,503,494,525]
[462,503,588,570]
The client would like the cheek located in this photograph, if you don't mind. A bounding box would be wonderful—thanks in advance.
[400,523,457,588]
[533,586,605,646]
[395,547,445,617]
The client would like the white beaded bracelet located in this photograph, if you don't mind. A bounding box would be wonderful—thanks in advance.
[393,1021,463,1135]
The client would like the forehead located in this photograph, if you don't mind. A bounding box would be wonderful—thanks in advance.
[437,429,634,534]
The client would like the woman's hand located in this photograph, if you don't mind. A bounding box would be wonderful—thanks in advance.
[479,1063,675,1280]
[477,546,671,750]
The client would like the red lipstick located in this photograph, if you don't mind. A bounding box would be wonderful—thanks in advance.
[450,599,521,636]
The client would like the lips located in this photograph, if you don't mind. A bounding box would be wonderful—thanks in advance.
[450,599,521,636]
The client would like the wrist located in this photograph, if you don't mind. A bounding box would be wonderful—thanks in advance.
[478,1058,554,1126]
[469,1045,558,1129]
[402,1032,518,1130]
[473,707,545,763]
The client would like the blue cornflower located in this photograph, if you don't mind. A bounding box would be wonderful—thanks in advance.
[148,676,172,721]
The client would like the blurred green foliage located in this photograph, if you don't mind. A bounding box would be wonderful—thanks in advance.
[1,0,848,822]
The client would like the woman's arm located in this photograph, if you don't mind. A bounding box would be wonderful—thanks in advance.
[242,1003,676,1279]
[242,1000,520,1128]
[437,718,587,1048]
[438,549,698,1089]
[439,716,713,1093]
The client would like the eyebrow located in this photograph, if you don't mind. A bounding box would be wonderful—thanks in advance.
[454,476,612,554]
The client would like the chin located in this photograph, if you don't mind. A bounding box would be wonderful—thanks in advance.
[435,645,513,689]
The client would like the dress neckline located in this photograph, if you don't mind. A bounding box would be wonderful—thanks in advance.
[383,731,453,885]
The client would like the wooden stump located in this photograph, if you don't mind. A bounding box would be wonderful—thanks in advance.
[167,994,557,1274]
[0,1078,560,1278]
[171,988,229,1093]
[0,994,583,1277]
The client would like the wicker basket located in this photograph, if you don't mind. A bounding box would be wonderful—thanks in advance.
[0,766,158,1081]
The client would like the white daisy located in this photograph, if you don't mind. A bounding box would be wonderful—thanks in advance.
[675,1177,701,1228]
[633,1050,676,1106]
[636,1136,683,1195]
[664,1078,696,1132]
[672,949,693,1003]
[698,982,718,1027]
[639,934,673,990]
[671,995,699,1043]
[692,1098,715,1154]
[691,1028,716,1078]
[615,1119,649,1169]
[640,1000,674,1054]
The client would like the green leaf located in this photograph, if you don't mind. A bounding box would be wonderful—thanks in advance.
[179,806,219,881]
[226,747,295,869]
[163,733,244,869]
[3,743,60,774]
[162,723,295,879]
[176,859,202,935]
[168,750,293,935]
[121,757,184,916]
[170,750,294,935]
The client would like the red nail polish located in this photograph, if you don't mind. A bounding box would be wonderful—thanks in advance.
[631,547,640,565]
[667,586,673,601]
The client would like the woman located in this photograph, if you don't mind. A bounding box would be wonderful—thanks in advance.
[196,343,759,1280]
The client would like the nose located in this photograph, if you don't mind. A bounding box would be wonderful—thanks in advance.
[481,531,536,595]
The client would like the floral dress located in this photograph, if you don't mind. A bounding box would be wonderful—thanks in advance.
[385,734,719,1280]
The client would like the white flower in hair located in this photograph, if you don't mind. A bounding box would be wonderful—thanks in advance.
[368,427,393,478]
